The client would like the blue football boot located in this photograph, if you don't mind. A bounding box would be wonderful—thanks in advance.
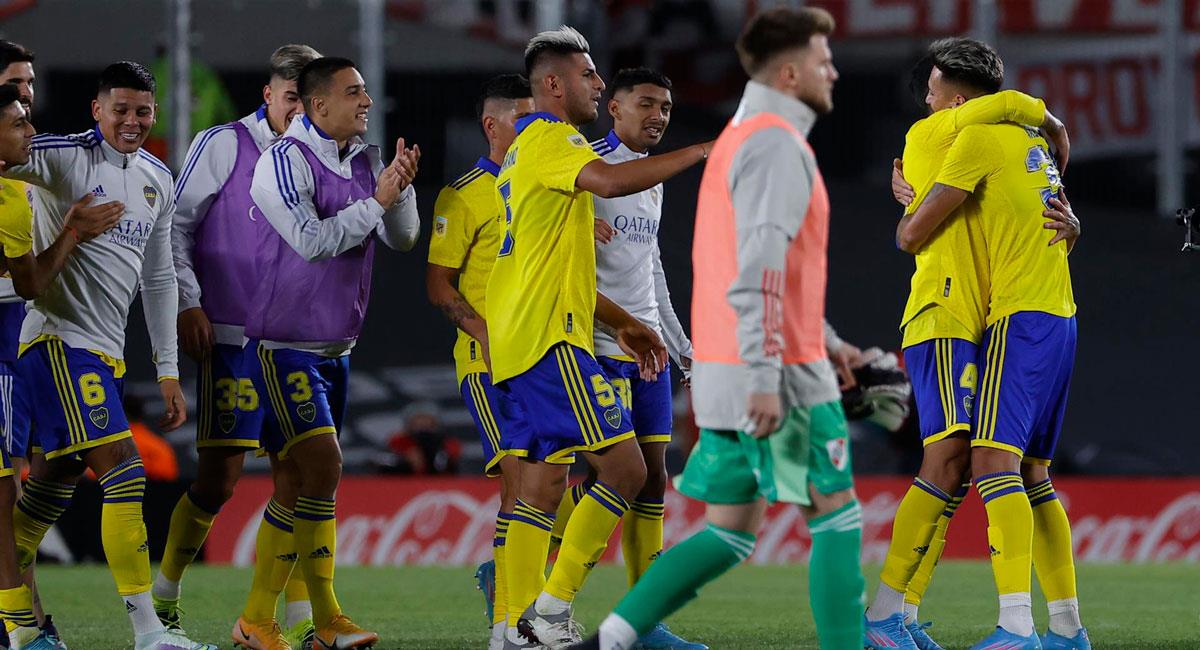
[634,622,708,649]
[906,621,945,650]
[1041,628,1091,650]
[864,612,919,649]
[970,626,1043,650]
[475,559,497,624]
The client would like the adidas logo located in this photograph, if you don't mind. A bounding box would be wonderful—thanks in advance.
[583,561,597,569]
[913,545,930,555]
[989,544,1000,557]
[125,600,137,613]
[649,551,661,561]
[275,552,298,562]
[91,184,106,198]
[137,542,149,553]
[178,546,198,555]
[308,546,332,559]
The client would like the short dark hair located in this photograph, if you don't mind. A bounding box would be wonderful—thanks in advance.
[0,84,22,116]
[736,7,836,76]
[98,61,156,96]
[0,40,34,72]
[297,56,357,110]
[928,37,1003,95]
[524,26,590,76]
[609,67,672,98]
[476,74,531,120]
[269,44,322,82]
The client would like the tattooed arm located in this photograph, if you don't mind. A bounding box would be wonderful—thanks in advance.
[427,263,489,363]
[896,182,969,253]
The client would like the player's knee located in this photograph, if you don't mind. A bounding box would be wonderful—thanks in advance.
[637,463,667,500]
[803,487,856,520]
[1020,462,1049,486]
[607,456,647,502]
[971,446,1019,478]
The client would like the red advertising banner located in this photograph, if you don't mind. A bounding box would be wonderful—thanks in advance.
[206,476,1200,566]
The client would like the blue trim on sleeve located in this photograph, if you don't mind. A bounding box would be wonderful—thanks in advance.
[175,125,236,196]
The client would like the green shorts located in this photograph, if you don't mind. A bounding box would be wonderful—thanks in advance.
[675,400,854,506]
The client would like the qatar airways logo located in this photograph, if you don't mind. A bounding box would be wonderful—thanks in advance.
[107,217,153,249]
[611,214,659,245]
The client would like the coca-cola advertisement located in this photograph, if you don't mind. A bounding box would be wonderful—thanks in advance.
[206,477,1200,566]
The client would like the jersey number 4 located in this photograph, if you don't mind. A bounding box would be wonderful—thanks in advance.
[497,180,514,257]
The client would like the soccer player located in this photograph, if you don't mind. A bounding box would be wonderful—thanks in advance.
[895,41,1089,650]
[489,26,711,649]
[0,82,126,649]
[587,66,704,650]
[154,44,321,650]
[426,73,535,650]
[573,7,866,649]
[863,39,1072,650]
[0,61,217,650]
[247,56,420,650]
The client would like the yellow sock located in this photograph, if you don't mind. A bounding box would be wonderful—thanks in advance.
[12,479,75,572]
[548,483,584,556]
[879,479,950,593]
[544,481,628,603]
[621,498,664,587]
[906,482,968,609]
[284,569,310,603]
[493,513,512,626]
[242,499,297,623]
[506,500,554,627]
[159,491,218,584]
[294,496,340,626]
[1028,479,1077,601]
[977,472,1033,596]
[99,459,151,596]
[0,585,37,633]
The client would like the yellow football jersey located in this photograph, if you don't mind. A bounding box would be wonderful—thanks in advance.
[486,112,602,383]
[427,158,504,383]
[0,178,33,262]
[899,90,1046,347]
[937,123,1075,326]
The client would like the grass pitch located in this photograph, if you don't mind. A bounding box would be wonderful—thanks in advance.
[33,561,1196,649]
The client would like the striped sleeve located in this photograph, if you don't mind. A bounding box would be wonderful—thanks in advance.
[249,140,385,262]
[3,131,93,191]
[173,126,238,311]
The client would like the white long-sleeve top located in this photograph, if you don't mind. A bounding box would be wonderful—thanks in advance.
[3,127,179,379]
[591,130,693,365]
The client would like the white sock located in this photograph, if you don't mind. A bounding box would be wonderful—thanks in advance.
[1047,597,1082,636]
[490,621,505,642]
[284,600,313,628]
[151,573,180,601]
[865,584,905,621]
[997,592,1034,637]
[125,591,165,636]
[534,592,571,616]
[598,614,639,650]
[10,624,40,646]
[903,602,919,626]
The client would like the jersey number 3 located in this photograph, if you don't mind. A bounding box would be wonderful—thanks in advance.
[497,180,514,257]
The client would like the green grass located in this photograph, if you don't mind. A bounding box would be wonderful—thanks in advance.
[30,561,1199,649]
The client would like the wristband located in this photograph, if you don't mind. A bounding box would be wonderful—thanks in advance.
[64,226,80,243]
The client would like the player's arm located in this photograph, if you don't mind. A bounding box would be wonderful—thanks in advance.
[595,292,667,382]
[141,180,187,431]
[173,128,237,361]
[374,137,422,252]
[896,183,968,253]
[575,141,710,198]
[946,89,1070,173]
[5,194,124,300]
[426,187,489,357]
[250,143,389,262]
[650,247,692,369]
[2,134,77,190]
[1043,190,1080,252]
[728,129,814,438]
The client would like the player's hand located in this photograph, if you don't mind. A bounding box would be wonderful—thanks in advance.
[830,341,863,390]
[158,378,187,432]
[479,335,493,375]
[679,355,692,388]
[64,193,124,242]
[177,307,214,361]
[1043,191,1080,248]
[616,321,668,382]
[391,137,420,190]
[594,218,615,244]
[374,165,403,209]
[743,391,782,439]
[1041,110,1070,174]
[891,159,914,207]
